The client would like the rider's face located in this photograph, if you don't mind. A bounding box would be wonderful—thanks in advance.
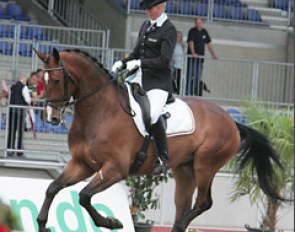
[145,3,165,20]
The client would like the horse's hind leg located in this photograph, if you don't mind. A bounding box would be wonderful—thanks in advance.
[180,161,215,231]
[37,159,93,232]
[172,163,196,232]
[172,155,216,232]
[79,162,124,229]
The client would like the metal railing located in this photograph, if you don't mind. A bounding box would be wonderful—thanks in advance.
[0,43,294,106]
[182,56,294,106]
[0,21,109,79]
[36,0,110,48]
[1,103,70,169]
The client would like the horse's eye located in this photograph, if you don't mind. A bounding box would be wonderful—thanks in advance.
[54,79,60,84]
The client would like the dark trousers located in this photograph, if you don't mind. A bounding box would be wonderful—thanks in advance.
[7,108,25,151]
[186,58,204,96]
[172,68,181,94]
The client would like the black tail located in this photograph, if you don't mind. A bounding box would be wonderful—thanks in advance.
[235,122,285,201]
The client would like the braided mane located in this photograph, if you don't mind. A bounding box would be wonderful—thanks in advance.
[63,48,109,74]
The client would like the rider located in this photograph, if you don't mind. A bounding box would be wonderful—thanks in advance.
[112,0,177,174]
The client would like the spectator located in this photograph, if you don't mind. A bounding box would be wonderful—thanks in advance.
[170,31,185,94]
[7,75,32,157]
[26,72,38,131]
[187,17,218,95]
[27,72,38,98]
[0,80,8,106]
[111,0,177,174]
[36,68,44,100]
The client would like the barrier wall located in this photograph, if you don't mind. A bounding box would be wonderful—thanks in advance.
[0,176,134,232]
[0,174,293,231]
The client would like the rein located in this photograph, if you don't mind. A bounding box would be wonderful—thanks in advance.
[43,57,134,117]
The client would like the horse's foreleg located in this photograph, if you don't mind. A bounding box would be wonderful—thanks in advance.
[79,163,124,230]
[171,164,196,232]
[37,160,93,232]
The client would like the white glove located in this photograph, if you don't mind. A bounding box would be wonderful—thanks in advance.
[111,60,123,73]
[126,59,141,71]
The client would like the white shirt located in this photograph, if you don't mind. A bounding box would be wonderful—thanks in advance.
[22,85,32,105]
[149,13,168,27]
[171,43,184,69]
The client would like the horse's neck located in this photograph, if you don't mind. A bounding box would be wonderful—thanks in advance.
[73,72,121,121]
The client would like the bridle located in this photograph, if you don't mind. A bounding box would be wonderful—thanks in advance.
[43,56,134,117]
[43,59,77,112]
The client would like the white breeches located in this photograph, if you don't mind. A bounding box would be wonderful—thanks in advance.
[147,89,168,124]
[127,68,168,124]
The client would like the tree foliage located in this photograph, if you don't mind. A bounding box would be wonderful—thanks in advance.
[230,100,294,230]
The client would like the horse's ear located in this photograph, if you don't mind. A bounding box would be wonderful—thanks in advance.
[33,47,48,63]
[52,48,60,63]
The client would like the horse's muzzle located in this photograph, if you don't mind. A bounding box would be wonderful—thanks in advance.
[51,116,60,125]
[46,105,60,125]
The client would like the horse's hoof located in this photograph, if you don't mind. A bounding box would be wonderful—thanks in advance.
[172,223,186,232]
[39,228,51,232]
[106,216,124,229]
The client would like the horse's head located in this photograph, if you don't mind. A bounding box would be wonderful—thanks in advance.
[35,48,77,125]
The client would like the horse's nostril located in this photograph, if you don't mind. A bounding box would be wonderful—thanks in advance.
[51,117,60,125]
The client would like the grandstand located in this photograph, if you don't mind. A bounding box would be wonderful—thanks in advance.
[0,0,293,231]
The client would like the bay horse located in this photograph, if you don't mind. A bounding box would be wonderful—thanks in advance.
[35,48,284,232]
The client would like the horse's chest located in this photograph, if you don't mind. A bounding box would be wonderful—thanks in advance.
[69,140,102,168]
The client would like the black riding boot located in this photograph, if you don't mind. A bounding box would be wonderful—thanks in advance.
[151,116,168,175]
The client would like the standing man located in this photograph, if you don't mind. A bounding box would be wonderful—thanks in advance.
[112,0,177,174]
[7,75,32,156]
[187,17,218,95]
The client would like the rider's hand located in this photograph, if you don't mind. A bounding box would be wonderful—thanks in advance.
[111,60,123,73]
[126,59,141,71]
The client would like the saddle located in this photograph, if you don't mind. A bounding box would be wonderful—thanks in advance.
[126,82,194,174]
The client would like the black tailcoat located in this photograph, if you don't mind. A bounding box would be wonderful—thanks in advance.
[123,19,177,93]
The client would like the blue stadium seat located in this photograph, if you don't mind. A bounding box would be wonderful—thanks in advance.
[179,2,193,15]
[0,4,4,14]
[0,5,12,20]
[0,41,12,55]
[130,0,140,10]
[291,0,294,11]
[166,1,175,13]
[225,0,239,5]
[6,3,22,17]
[213,4,227,18]
[247,9,261,22]
[197,3,208,16]
[19,26,27,39]
[0,24,6,37]
[18,43,32,57]
[6,3,30,21]
[5,24,15,37]
[230,6,244,20]
[214,0,226,4]
[27,26,49,40]
[273,0,288,11]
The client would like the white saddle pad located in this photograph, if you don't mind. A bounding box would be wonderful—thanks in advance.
[126,83,195,137]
